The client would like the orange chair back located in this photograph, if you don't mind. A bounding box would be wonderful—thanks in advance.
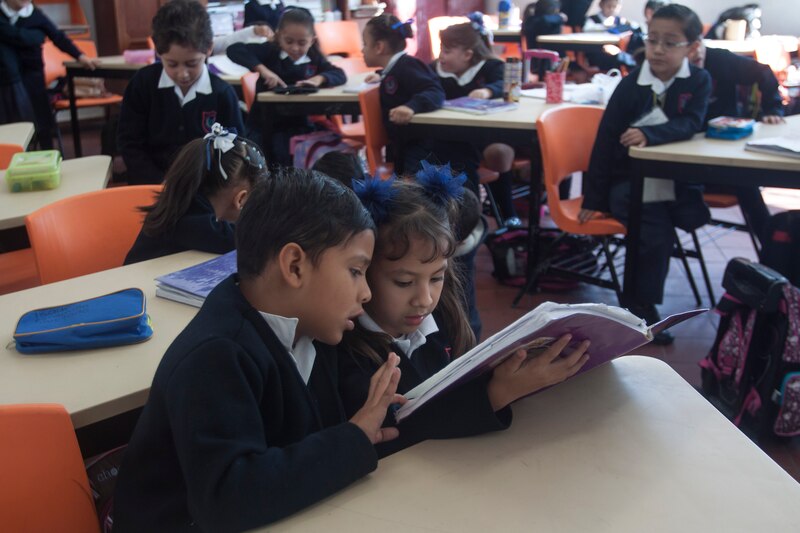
[43,40,70,86]
[26,185,162,284]
[537,106,624,235]
[241,71,259,112]
[316,20,363,58]
[333,57,376,76]
[0,404,100,533]
[0,143,23,169]
[358,86,389,175]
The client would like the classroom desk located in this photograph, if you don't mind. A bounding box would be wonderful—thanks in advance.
[704,35,799,57]
[0,121,35,150]
[536,32,626,54]
[63,56,242,158]
[263,356,800,532]
[624,116,800,303]
[0,250,212,428]
[492,27,522,44]
[254,71,369,115]
[0,155,111,230]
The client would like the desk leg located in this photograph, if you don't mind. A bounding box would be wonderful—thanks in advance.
[513,135,542,307]
[67,72,82,157]
[623,159,645,305]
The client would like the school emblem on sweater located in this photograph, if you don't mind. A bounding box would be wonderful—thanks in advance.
[384,75,398,95]
[202,111,217,133]
[677,93,692,114]
[304,65,318,78]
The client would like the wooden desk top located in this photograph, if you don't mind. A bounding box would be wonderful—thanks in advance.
[0,251,213,428]
[255,72,370,104]
[0,122,35,150]
[410,98,578,131]
[629,115,800,172]
[0,155,111,231]
[537,32,624,46]
[64,56,242,85]
[704,35,799,56]
[264,356,800,532]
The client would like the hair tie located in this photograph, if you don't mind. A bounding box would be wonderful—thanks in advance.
[415,161,466,205]
[353,175,397,225]
[391,18,414,38]
[203,123,238,180]
[467,11,488,36]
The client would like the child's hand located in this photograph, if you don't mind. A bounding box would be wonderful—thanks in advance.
[257,65,286,88]
[468,88,492,100]
[296,75,326,88]
[577,208,609,224]
[253,24,274,39]
[77,54,100,70]
[389,105,415,125]
[350,352,406,444]
[620,128,647,148]
[762,115,785,124]
[486,335,590,411]
[364,72,381,83]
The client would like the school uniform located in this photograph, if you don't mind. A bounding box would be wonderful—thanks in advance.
[583,59,711,305]
[0,2,83,148]
[124,193,236,265]
[701,46,783,241]
[561,0,593,28]
[338,312,511,458]
[227,41,346,164]
[522,13,563,47]
[583,14,638,70]
[113,275,377,532]
[243,0,284,30]
[0,17,41,124]
[117,63,244,185]
[378,51,445,174]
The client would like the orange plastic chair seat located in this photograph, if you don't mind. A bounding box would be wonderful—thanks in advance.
[554,196,627,236]
[337,121,366,143]
[703,193,739,209]
[53,94,123,109]
[0,248,39,295]
[478,167,500,184]
[0,143,24,169]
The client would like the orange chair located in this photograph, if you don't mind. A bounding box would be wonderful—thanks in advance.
[36,0,90,39]
[0,248,39,295]
[328,58,379,145]
[240,71,259,112]
[0,404,100,533]
[25,185,161,284]
[0,143,23,169]
[358,86,392,176]
[316,20,363,58]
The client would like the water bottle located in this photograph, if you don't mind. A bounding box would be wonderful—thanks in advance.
[498,0,511,30]
[503,57,521,103]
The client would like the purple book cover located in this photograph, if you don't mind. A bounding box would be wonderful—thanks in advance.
[155,251,237,299]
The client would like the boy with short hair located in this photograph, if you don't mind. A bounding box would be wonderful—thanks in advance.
[117,0,244,185]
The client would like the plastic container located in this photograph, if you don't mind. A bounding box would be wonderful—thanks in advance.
[503,57,522,103]
[5,150,62,192]
[498,0,511,30]
[545,71,566,103]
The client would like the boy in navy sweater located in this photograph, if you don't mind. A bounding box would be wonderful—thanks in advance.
[362,14,445,174]
[0,0,98,148]
[117,0,243,185]
[113,169,404,532]
[691,41,784,241]
[579,4,711,345]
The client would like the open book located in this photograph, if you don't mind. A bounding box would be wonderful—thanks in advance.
[745,136,800,159]
[443,97,519,115]
[395,302,705,422]
[155,251,236,307]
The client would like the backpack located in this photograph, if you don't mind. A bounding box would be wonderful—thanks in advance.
[760,210,800,287]
[84,445,127,533]
[289,131,359,169]
[700,257,800,441]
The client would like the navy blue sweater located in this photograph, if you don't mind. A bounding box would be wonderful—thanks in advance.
[124,193,236,265]
[434,58,505,100]
[703,46,783,122]
[117,63,244,185]
[380,53,445,141]
[227,41,346,91]
[338,314,512,458]
[0,7,81,72]
[243,0,283,30]
[523,14,563,46]
[583,64,711,212]
[113,275,378,532]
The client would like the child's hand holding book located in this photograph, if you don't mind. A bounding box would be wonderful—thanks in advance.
[350,352,407,444]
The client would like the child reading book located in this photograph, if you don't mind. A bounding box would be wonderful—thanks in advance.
[338,168,590,456]
[113,169,404,531]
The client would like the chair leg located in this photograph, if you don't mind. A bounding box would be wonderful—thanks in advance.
[739,206,761,257]
[482,183,504,225]
[601,237,623,304]
[53,110,65,154]
[673,232,703,307]
[689,229,716,305]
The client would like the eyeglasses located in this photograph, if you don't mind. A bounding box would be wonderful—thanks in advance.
[644,37,689,50]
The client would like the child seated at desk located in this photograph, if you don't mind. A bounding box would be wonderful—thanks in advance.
[227,7,346,165]
[361,14,445,175]
[578,4,711,345]
[583,0,639,70]
[522,0,566,49]
[113,170,403,531]
[117,0,244,185]
[124,123,267,265]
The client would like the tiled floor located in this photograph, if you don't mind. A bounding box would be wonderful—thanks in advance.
[59,121,800,482]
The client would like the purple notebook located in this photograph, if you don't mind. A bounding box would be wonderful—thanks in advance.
[154,251,237,307]
[395,302,707,422]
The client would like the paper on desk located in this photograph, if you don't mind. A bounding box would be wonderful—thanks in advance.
[632,106,675,202]
[342,81,379,94]
[207,55,251,77]
[521,84,602,104]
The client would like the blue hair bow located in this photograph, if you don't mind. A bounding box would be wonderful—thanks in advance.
[353,175,397,224]
[467,12,488,35]
[415,161,465,205]
[391,18,414,38]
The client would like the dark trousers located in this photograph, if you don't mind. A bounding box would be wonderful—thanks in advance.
[454,247,482,341]
[22,72,54,150]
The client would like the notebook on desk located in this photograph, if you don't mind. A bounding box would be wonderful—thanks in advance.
[745,136,800,159]
[155,251,237,307]
[442,97,519,115]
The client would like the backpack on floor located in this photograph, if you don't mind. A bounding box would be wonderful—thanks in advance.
[760,210,800,287]
[289,131,358,169]
[700,257,800,441]
[85,445,127,533]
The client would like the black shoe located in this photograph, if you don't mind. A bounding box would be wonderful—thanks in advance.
[651,329,675,346]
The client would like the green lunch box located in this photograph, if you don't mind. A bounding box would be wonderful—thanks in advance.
[5,150,62,192]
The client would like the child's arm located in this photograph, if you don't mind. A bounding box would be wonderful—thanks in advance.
[212,25,273,56]
[227,42,286,88]
[729,53,784,122]
[32,10,97,69]
[117,74,165,184]
[216,83,246,136]
[389,64,445,125]
[296,51,346,88]
[637,70,712,146]
[469,60,504,100]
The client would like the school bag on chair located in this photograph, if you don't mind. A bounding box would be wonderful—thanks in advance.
[700,257,800,441]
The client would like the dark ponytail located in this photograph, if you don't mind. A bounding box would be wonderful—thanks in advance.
[365,14,413,53]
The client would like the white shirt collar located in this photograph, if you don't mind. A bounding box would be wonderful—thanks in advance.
[258,311,317,385]
[637,58,690,95]
[279,50,311,65]
[358,312,439,359]
[1,1,34,24]
[436,59,486,87]
[158,64,213,107]
[382,51,407,78]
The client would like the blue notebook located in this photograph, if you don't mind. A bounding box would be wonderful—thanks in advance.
[443,97,519,115]
[155,251,237,307]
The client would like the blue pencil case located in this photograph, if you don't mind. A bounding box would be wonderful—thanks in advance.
[12,288,153,354]
[705,116,755,140]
